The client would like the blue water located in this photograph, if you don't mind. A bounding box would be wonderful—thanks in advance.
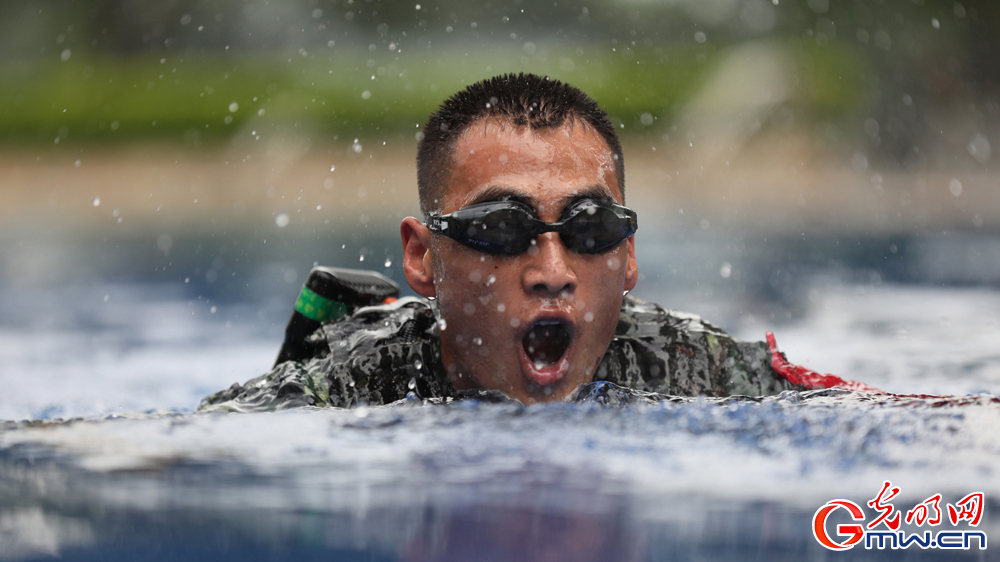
[2,230,999,560]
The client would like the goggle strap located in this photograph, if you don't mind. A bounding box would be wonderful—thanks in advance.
[426,215,449,234]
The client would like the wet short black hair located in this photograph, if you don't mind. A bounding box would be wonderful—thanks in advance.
[416,73,624,214]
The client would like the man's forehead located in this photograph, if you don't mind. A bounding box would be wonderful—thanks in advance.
[446,120,622,208]
[457,116,608,150]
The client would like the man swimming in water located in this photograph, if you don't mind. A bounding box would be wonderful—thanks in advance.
[201,73,870,411]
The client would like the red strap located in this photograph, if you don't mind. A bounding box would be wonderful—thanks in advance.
[766,331,884,394]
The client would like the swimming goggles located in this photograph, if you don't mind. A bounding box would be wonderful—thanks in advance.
[425,198,638,255]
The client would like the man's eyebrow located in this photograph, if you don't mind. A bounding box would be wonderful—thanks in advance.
[563,185,615,206]
[467,185,534,207]
[466,184,615,209]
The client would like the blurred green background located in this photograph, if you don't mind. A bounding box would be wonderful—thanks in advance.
[3,0,995,153]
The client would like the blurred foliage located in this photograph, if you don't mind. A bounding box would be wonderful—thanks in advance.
[0,0,996,162]
[0,40,865,144]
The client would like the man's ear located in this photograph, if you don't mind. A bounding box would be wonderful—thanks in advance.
[623,235,638,292]
[400,216,437,298]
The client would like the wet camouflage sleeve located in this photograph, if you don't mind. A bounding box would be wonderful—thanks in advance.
[595,296,803,397]
[199,298,456,412]
[199,295,800,411]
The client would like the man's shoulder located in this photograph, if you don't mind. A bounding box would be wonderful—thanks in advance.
[322,296,438,344]
[604,295,799,396]
[617,295,729,339]
[319,296,452,402]
[199,296,454,412]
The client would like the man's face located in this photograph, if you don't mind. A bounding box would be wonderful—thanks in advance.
[404,120,637,403]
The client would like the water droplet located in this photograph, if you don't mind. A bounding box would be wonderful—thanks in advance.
[584,311,594,322]
[361,90,371,100]
[316,205,322,210]
[473,337,482,346]
[60,49,71,62]
[184,277,190,283]
[497,303,505,312]
[352,139,363,153]
[414,360,423,370]
[359,254,365,262]
[486,274,496,286]
[156,234,173,255]
[330,165,336,171]
[408,377,417,390]
[968,134,991,163]
[210,306,217,314]
[720,262,732,278]
[103,294,109,303]
[354,406,369,418]
[948,178,963,197]
[74,160,81,168]
[228,102,239,113]
[851,152,869,172]
[275,212,290,227]
[384,257,392,267]
[437,318,447,331]
[92,197,100,207]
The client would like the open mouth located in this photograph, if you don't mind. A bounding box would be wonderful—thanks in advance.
[523,320,572,368]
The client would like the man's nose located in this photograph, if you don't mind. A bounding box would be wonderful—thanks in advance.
[522,233,578,296]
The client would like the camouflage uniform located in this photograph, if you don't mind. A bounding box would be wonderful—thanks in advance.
[199,296,802,412]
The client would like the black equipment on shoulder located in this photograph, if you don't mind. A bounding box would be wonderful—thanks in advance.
[274,266,400,366]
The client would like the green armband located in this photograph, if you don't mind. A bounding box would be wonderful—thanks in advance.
[294,286,348,322]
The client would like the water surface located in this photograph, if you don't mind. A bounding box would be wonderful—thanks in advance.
[2,230,999,561]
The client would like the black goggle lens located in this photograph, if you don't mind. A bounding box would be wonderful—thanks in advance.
[561,203,630,253]
[460,206,534,253]
[427,199,637,255]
